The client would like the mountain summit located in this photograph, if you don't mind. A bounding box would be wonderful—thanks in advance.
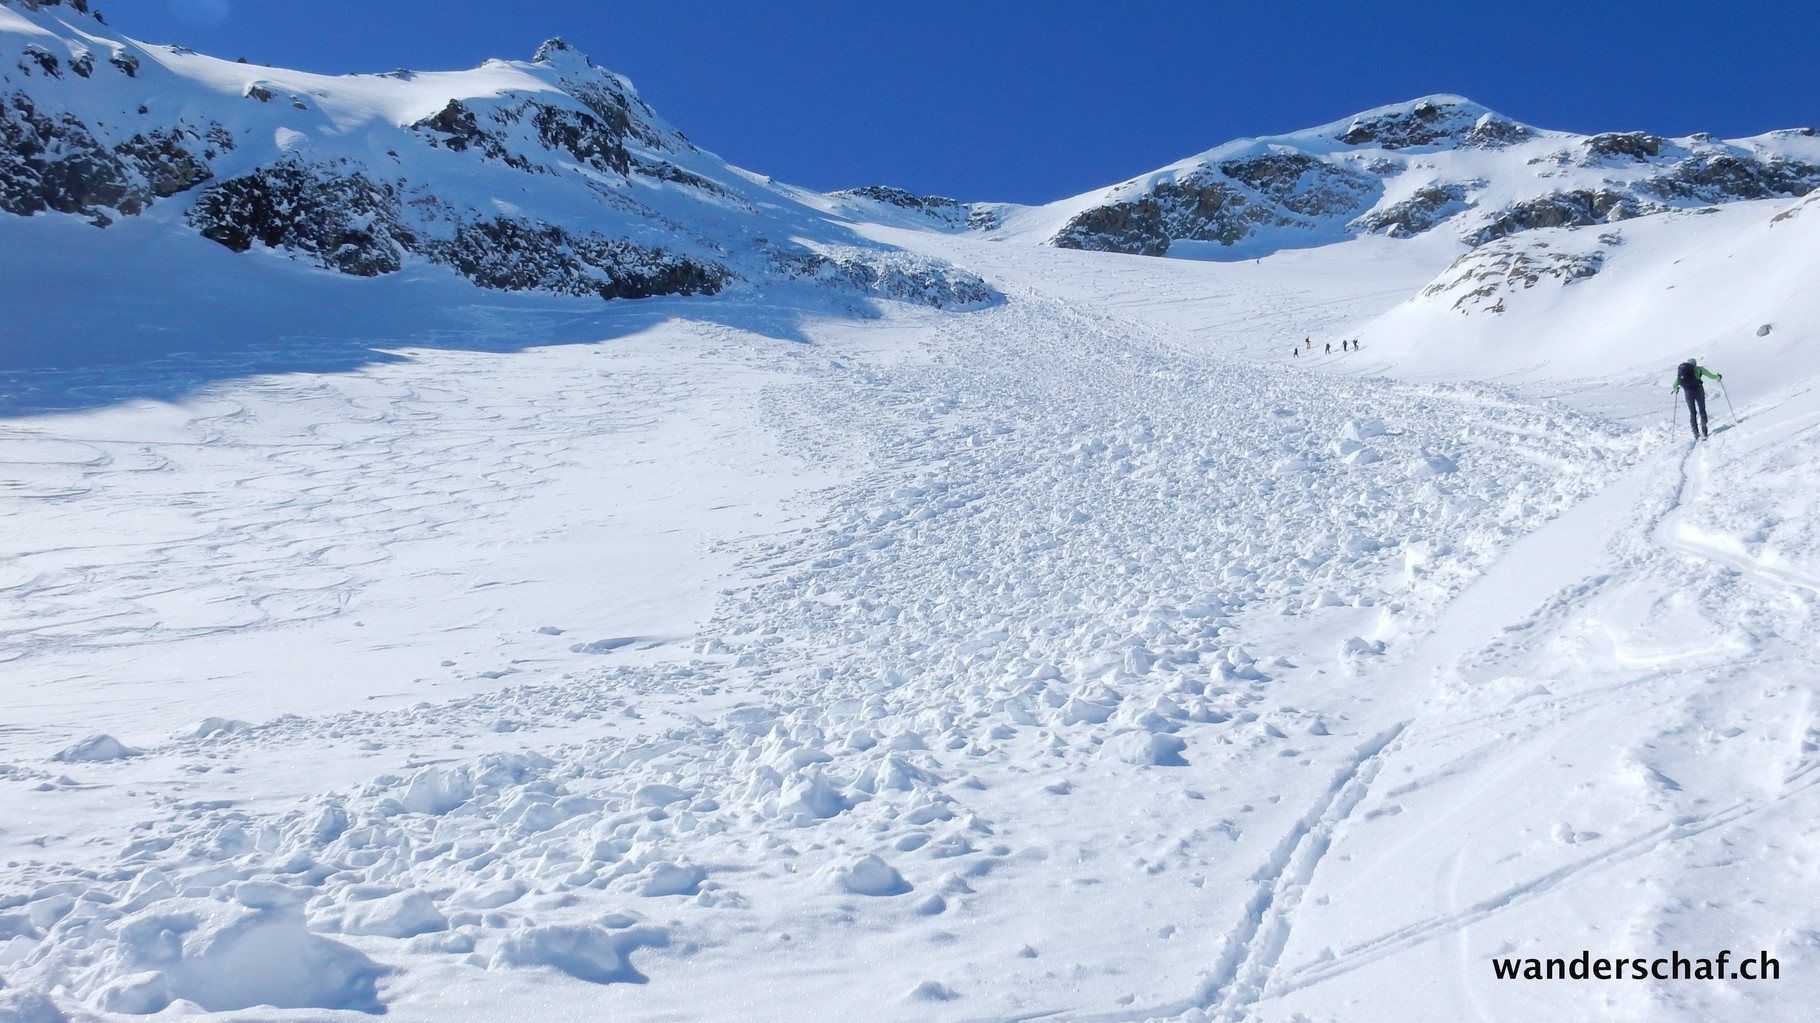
[973,94,1820,259]
[0,0,990,308]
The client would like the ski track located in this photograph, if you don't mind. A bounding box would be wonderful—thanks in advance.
[9,259,1791,1022]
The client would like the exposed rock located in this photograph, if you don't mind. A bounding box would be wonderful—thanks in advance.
[185,159,415,276]
[770,247,994,308]
[1,91,137,219]
[1581,131,1664,163]
[1639,152,1820,203]
[411,96,633,177]
[117,128,213,197]
[1469,189,1659,245]
[421,217,728,300]
[1350,184,1472,237]
[831,185,970,229]
[1337,98,1477,149]
[20,45,59,77]
[1423,239,1607,313]
[1051,195,1170,255]
[1054,158,1370,255]
[1462,113,1534,148]
[1218,153,1375,217]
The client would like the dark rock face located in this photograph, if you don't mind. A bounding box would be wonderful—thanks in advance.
[184,159,733,295]
[0,92,216,222]
[830,185,970,229]
[1218,153,1376,217]
[0,19,986,309]
[1462,116,1534,149]
[1052,196,1171,255]
[1582,131,1664,162]
[1469,190,1656,245]
[1053,158,1374,255]
[185,160,414,276]
[410,97,633,177]
[834,185,963,214]
[1333,99,1520,150]
[423,217,728,300]
[1350,184,1472,237]
[1154,175,1274,244]
[1639,152,1820,203]
[770,249,993,308]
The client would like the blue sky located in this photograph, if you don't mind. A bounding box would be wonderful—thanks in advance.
[110,0,1819,205]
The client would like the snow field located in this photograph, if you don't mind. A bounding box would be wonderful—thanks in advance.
[2,255,1666,1020]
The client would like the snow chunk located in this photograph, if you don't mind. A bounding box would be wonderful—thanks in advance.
[907,980,960,1001]
[637,862,706,897]
[634,783,693,807]
[489,923,668,984]
[1103,731,1189,767]
[1406,453,1458,477]
[99,899,386,1013]
[337,891,447,938]
[175,717,251,740]
[1341,419,1389,440]
[51,734,141,762]
[1340,636,1387,658]
[0,989,67,1023]
[835,855,912,896]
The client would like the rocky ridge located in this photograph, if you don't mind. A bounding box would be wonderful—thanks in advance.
[0,2,990,309]
[1016,96,1820,260]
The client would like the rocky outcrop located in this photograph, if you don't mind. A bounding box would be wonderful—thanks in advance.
[182,157,733,295]
[1334,100,1529,150]
[1043,95,1820,260]
[1052,159,1372,255]
[834,185,967,219]
[1468,189,1661,245]
[1421,238,1607,313]
[1052,196,1171,255]
[1639,152,1820,203]
[770,248,993,309]
[185,159,415,276]
[1,92,217,223]
[0,13,997,310]
[410,97,633,177]
[423,217,728,300]
[1350,184,1472,237]
[1580,131,1664,163]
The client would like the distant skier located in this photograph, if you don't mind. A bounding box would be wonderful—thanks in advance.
[1325,342,1332,354]
[1293,347,1300,358]
[1671,356,1723,440]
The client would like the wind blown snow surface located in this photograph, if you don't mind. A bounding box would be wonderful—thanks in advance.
[8,34,1820,1023]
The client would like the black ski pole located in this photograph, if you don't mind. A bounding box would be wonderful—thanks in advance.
[1720,382,1737,422]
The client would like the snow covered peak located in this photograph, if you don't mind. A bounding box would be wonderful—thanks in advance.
[531,36,593,69]
[1315,94,1533,151]
[0,7,993,311]
[982,94,1820,261]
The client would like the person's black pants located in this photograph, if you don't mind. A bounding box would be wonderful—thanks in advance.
[1684,386,1708,438]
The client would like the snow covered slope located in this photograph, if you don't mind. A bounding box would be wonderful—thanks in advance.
[7,7,1820,1023]
[0,0,989,316]
[1362,190,1820,388]
[974,95,1820,261]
